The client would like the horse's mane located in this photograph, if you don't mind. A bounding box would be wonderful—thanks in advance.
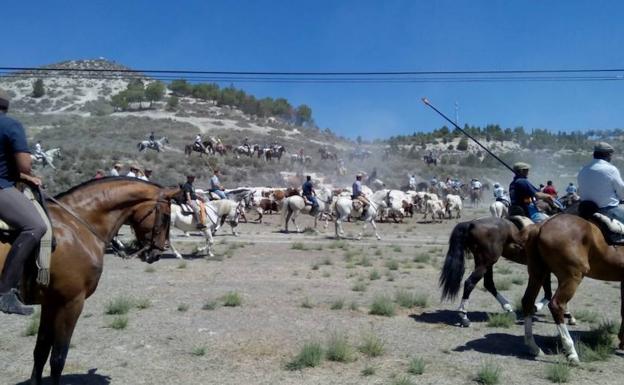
[54,176,164,199]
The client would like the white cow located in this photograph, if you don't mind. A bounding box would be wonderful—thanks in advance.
[423,199,446,222]
[444,194,463,219]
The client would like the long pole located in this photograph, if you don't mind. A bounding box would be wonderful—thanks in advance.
[421,98,517,176]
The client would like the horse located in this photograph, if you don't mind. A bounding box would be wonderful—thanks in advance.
[233,145,255,157]
[470,188,482,208]
[333,194,381,240]
[439,216,574,327]
[489,200,508,218]
[0,177,177,385]
[168,199,241,258]
[423,153,437,166]
[137,136,169,152]
[281,187,332,232]
[31,148,62,170]
[521,213,624,365]
[184,141,212,156]
[272,145,286,162]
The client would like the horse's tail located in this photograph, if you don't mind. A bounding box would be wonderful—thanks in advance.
[137,142,142,150]
[281,197,291,221]
[439,220,473,301]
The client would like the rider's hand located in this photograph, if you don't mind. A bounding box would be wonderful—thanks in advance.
[22,174,43,186]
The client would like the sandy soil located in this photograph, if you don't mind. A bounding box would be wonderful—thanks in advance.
[1,206,623,385]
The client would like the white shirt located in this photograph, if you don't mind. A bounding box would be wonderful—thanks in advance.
[578,159,624,208]
[409,176,416,186]
[471,180,482,189]
[35,143,42,153]
[126,171,137,178]
[195,135,202,143]
[110,168,119,177]
[493,186,506,199]
[139,175,149,181]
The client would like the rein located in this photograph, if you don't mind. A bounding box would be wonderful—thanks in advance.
[46,195,109,245]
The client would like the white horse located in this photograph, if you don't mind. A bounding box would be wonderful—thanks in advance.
[489,200,508,218]
[333,195,381,240]
[281,187,332,233]
[31,148,62,169]
[169,199,240,258]
[137,136,169,152]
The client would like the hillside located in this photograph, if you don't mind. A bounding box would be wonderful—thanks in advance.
[0,59,617,194]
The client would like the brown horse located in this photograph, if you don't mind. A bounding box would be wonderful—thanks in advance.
[0,177,178,385]
[522,214,624,365]
[440,217,575,327]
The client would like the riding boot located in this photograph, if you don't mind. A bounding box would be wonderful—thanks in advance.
[0,232,39,315]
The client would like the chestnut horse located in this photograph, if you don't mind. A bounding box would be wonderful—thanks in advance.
[440,216,575,327]
[0,177,178,385]
[522,214,624,365]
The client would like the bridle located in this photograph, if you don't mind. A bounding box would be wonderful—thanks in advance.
[128,192,171,258]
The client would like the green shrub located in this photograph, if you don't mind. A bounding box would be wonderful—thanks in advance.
[325,333,355,362]
[545,360,570,383]
[286,341,324,370]
[395,290,428,308]
[105,296,134,315]
[407,357,425,375]
[369,295,396,317]
[358,332,385,357]
[222,292,242,307]
[486,313,515,328]
[475,362,501,385]
[109,316,129,330]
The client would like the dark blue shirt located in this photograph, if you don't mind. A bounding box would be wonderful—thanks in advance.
[302,181,313,196]
[509,176,539,211]
[0,114,30,189]
[181,182,196,201]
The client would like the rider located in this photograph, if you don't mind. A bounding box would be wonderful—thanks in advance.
[209,169,226,200]
[126,164,140,178]
[471,178,482,190]
[0,88,47,315]
[430,176,438,187]
[34,141,44,161]
[408,174,417,190]
[194,134,206,153]
[566,182,578,196]
[352,173,370,219]
[182,174,206,229]
[110,162,122,177]
[243,137,250,153]
[492,182,509,205]
[509,162,556,222]
[141,168,152,181]
[577,142,624,222]
[542,180,558,197]
[302,175,318,210]
[148,131,155,146]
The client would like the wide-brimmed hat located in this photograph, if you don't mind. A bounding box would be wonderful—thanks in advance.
[113,162,122,168]
[513,162,531,172]
[130,164,140,171]
[594,142,614,153]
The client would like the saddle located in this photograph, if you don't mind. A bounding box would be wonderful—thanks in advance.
[0,185,54,287]
[578,201,624,245]
[208,192,222,200]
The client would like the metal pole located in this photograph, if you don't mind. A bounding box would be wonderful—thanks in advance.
[422,98,517,176]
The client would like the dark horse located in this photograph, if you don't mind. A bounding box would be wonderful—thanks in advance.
[439,216,575,327]
[0,177,178,385]
[184,141,213,156]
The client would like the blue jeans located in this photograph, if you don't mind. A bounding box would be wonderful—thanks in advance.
[599,205,624,223]
[527,203,549,223]
[210,189,226,199]
[304,195,318,207]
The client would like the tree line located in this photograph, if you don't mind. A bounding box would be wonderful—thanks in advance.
[109,78,313,126]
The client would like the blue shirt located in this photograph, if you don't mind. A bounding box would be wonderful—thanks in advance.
[209,175,220,190]
[509,176,539,211]
[0,114,30,189]
[302,180,313,196]
[352,180,362,197]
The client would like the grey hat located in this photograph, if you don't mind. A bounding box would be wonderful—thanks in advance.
[594,142,614,153]
[513,162,531,172]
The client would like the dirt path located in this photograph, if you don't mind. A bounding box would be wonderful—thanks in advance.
[2,207,622,385]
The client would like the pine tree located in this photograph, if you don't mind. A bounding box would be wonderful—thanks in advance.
[32,79,45,98]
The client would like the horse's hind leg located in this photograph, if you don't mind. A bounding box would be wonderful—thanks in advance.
[30,304,55,385]
[539,274,576,324]
[548,273,582,365]
[483,266,513,312]
[457,265,487,327]
[49,296,85,385]
[522,266,548,357]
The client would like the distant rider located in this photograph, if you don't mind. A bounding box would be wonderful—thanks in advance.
[302,175,318,211]
[352,174,370,219]
[209,169,226,200]
[566,182,577,195]
[0,89,47,315]
[110,162,122,177]
[182,174,206,229]
[577,142,624,223]
[408,175,416,190]
[34,141,44,161]
[542,180,558,197]
[148,131,155,146]
[194,134,206,153]
[492,183,509,205]
[509,162,556,223]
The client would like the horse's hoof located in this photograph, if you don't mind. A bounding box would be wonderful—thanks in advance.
[459,317,471,328]
[502,303,514,312]
[566,353,580,366]
[175,254,183,259]
[528,346,544,357]
[567,318,577,326]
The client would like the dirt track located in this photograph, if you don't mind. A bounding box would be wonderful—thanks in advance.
[2,206,623,385]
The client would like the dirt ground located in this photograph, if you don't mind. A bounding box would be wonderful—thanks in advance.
[2,205,623,385]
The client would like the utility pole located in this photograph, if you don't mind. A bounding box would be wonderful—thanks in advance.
[454,101,459,125]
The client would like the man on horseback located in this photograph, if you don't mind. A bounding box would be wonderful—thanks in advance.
[34,141,44,161]
[509,162,556,222]
[194,134,206,153]
[409,174,416,190]
[209,169,226,200]
[182,174,206,229]
[492,182,510,206]
[352,174,369,219]
[578,142,624,222]
[243,137,251,154]
[302,175,318,212]
[0,89,47,315]
[148,131,155,147]
[470,178,482,191]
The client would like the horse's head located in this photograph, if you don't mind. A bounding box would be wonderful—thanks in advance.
[127,187,178,263]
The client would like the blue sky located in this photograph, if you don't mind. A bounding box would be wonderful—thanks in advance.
[3,1,624,138]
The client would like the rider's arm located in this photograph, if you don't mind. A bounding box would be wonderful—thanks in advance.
[611,168,624,201]
[17,153,42,186]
